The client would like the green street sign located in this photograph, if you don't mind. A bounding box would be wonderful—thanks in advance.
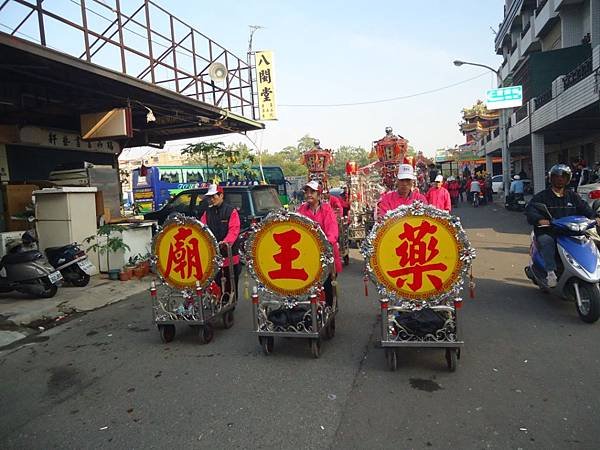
[486,86,522,110]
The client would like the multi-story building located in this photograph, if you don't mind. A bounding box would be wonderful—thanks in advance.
[482,0,600,192]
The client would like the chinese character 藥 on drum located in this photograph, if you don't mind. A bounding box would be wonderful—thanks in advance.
[363,202,474,305]
[154,217,219,290]
[371,215,461,300]
[249,214,329,296]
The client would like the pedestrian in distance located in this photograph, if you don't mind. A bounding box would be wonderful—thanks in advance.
[426,174,451,212]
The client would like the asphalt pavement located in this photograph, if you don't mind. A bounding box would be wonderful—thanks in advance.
[1,197,599,449]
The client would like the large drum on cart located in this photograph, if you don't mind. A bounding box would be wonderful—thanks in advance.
[150,214,237,344]
[361,202,475,371]
[243,211,337,358]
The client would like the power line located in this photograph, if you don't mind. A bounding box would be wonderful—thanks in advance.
[279,72,489,107]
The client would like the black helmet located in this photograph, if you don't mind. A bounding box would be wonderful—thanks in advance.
[549,164,572,183]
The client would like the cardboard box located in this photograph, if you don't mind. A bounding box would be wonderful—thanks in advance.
[2,184,38,231]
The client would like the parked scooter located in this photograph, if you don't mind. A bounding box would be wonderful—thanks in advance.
[505,192,527,211]
[17,230,94,287]
[524,203,600,323]
[0,246,62,298]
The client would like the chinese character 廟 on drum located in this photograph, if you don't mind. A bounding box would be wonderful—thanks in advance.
[154,222,217,289]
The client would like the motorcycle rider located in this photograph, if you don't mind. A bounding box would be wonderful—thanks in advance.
[507,174,525,206]
[377,163,427,218]
[525,164,600,287]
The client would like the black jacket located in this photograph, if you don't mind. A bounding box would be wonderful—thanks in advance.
[525,188,596,236]
[205,203,240,257]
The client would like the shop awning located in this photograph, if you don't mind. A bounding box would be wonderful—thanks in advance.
[0,33,264,149]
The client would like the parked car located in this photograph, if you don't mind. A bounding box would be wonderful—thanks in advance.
[576,182,600,207]
[492,175,532,194]
[144,183,283,231]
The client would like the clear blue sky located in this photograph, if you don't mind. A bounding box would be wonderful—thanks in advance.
[2,0,506,157]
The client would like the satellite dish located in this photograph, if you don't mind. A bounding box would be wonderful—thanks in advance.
[208,62,227,82]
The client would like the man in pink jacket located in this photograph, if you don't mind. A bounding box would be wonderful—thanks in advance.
[297,180,342,306]
[377,163,427,218]
[426,174,452,212]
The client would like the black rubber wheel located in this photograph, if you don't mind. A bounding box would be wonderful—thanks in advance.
[70,268,90,287]
[159,324,175,343]
[259,336,274,355]
[576,282,600,323]
[445,348,458,372]
[324,318,336,340]
[310,338,321,358]
[385,348,397,371]
[198,324,214,344]
[343,254,350,266]
[38,282,58,299]
[222,310,234,329]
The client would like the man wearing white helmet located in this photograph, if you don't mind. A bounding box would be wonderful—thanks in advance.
[377,163,427,218]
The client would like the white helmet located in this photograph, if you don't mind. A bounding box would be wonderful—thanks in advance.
[513,175,520,180]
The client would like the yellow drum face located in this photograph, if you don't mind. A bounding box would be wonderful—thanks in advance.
[252,219,325,296]
[370,215,462,300]
[155,222,217,289]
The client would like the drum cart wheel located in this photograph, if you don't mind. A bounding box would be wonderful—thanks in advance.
[259,336,274,355]
[324,317,336,340]
[158,324,175,343]
[385,348,397,371]
[310,338,322,358]
[198,324,214,344]
[222,310,235,329]
[445,348,458,372]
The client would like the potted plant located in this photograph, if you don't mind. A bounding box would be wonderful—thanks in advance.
[84,225,131,280]
[124,255,138,278]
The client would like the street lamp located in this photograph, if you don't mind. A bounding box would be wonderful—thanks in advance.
[454,59,511,195]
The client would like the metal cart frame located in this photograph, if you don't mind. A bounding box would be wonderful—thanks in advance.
[379,299,463,372]
[152,244,238,344]
[251,274,338,358]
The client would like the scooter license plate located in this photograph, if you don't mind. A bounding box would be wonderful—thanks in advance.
[518,201,526,204]
[77,259,95,275]
[48,271,63,284]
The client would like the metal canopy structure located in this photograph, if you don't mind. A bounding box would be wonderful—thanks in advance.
[0,0,263,148]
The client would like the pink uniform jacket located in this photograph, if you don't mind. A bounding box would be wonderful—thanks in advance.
[297,202,343,274]
[425,187,451,212]
[377,190,428,218]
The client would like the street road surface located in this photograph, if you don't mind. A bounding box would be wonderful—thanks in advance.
[1,201,599,449]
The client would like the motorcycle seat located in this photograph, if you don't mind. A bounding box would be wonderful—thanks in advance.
[45,245,73,256]
[1,250,44,266]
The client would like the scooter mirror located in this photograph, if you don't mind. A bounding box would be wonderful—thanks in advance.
[530,202,553,219]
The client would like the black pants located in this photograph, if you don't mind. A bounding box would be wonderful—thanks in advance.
[215,264,241,303]
[324,274,334,307]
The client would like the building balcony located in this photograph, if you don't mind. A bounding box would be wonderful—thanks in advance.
[520,19,538,54]
[508,47,521,72]
[525,46,599,132]
[495,0,525,53]
[563,57,593,91]
[534,0,558,37]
